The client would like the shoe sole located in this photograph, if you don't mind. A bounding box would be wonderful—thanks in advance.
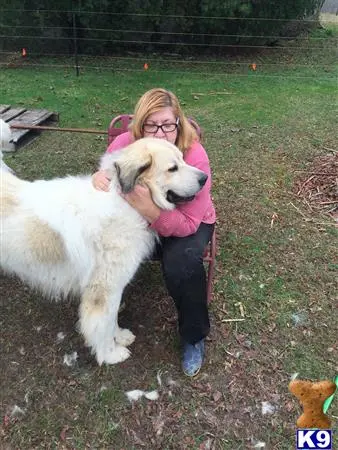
[183,365,201,377]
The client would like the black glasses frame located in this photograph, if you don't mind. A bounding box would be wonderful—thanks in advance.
[143,118,179,134]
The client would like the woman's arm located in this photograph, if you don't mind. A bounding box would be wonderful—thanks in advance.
[122,185,161,223]
[92,132,132,191]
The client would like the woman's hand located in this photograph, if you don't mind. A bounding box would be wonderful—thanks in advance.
[122,185,161,224]
[92,170,111,191]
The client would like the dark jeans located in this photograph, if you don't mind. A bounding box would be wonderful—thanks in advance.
[154,222,215,345]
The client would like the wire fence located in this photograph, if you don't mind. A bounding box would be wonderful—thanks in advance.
[2,62,336,81]
[2,8,336,21]
[0,7,337,79]
[2,35,336,50]
[1,25,335,40]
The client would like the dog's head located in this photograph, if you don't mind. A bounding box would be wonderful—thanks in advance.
[103,137,207,210]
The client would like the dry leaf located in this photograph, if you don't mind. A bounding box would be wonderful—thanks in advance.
[213,391,222,402]
[60,425,69,441]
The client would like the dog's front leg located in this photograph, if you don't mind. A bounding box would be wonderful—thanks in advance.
[79,282,130,365]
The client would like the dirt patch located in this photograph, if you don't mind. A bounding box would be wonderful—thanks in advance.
[294,151,338,223]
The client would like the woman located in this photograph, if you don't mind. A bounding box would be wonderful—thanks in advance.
[93,88,216,376]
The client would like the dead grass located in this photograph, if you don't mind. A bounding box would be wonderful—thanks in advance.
[320,12,338,26]
[294,151,338,222]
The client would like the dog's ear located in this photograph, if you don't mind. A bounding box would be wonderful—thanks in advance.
[114,156,152,193]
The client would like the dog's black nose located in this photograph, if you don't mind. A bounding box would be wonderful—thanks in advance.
[199,173,208,187]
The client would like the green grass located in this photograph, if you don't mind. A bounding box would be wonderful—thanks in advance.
[1,26,337,449]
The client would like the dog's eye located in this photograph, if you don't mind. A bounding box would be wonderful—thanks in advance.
[168,165,178,172]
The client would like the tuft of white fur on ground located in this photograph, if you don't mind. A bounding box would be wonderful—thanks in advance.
[126,390,145,402]
[261,401,276,415]
[56,332,66,342]
[63,351,78,367]
[144,390,159,401]
[24,393,29,404]
[10,405,25,417]
[125,389,159,402]
[156,370,162,386]
[252,440,266,449]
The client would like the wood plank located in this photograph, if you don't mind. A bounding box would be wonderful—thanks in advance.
[1,108,27,122]
[1,106,59,151]
[0,105,11,114]
[46,112,59,122]
[9,109,58,144]
[10,109,55,126]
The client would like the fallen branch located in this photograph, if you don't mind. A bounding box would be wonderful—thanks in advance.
[289,202,309,219]
[294,171,338,176]
[192,92,233,96]
[10,123,106,134]
[323,147,337,153]
[318,200,338,205]
[221,318,245,322]
[296,175,315,195]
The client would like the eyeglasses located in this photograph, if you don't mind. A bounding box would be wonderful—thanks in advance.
[143,118,179,134]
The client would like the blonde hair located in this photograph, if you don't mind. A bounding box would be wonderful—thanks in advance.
[130,88,199,152]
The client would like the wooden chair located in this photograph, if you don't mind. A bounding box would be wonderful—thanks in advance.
[107,114,216,302]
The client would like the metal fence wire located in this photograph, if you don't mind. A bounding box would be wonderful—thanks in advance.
[0,5,336,78]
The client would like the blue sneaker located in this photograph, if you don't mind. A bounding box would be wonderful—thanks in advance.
[181,339,205,377]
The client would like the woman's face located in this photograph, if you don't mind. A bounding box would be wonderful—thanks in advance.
[142,107,178,145]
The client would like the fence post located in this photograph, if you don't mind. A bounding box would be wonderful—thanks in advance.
[72,9,79,76]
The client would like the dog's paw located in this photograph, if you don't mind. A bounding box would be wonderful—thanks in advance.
[115,327,136,347]
[102,344,131,365]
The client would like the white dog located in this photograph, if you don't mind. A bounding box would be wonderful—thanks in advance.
[0,118,15,170]
[0,137,207,365]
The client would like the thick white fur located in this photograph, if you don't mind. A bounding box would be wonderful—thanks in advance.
[0,119,15,167]
[0,137,206,365]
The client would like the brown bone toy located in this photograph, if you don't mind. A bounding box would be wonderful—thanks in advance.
[289,379,336,429]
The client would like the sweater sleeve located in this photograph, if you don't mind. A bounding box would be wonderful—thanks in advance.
[149,142,212,237]
[106,132,133,153]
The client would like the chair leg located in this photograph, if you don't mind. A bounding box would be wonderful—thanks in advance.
[206,257,215,303]
[206,229,216,303]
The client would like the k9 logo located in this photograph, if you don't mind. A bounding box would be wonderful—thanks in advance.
[296,429,332,450]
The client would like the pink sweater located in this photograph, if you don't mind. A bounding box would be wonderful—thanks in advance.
[106,132,216,237]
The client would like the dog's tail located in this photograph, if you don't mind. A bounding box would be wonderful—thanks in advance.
[0,149,15,174]
[0,119,15,173]
[0,119,14,152]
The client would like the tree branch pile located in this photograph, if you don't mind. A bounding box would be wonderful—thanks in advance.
[294,152,338,222]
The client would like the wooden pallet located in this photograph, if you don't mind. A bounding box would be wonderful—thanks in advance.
[0,105,59,151]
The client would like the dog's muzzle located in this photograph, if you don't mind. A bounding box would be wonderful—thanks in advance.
[166,173,208,204]
[167,172,208,204]
[166,190,196,204]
